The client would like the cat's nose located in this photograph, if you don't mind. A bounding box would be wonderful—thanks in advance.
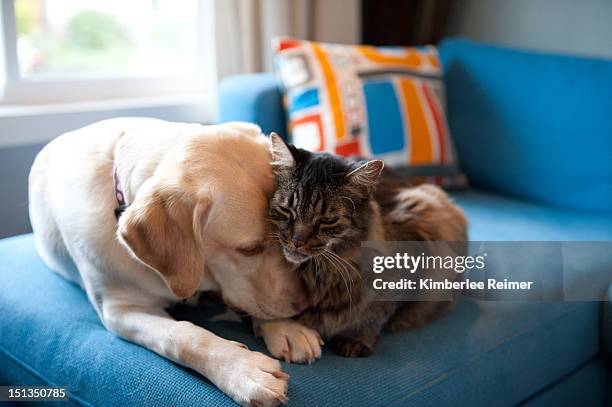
[291,235,307,248]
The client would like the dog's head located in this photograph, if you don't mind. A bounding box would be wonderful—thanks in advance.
[117,123,308,319]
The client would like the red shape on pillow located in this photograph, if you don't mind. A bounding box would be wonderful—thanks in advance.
[336,140,361,157]
[278,38,303,52]
[291,113,325,151]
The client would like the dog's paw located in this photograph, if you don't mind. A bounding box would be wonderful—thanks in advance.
[259,320,323,364]
[208,341,289,407]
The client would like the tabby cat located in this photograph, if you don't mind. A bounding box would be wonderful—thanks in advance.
[262,134,467,358]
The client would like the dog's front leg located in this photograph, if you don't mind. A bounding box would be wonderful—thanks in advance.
[103,302,288,407]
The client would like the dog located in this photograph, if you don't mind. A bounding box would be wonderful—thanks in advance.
[28,118,309,406]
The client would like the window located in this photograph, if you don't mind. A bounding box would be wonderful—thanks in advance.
[0,0,215,104]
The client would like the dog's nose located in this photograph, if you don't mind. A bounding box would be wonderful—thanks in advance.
[291,295,309,314]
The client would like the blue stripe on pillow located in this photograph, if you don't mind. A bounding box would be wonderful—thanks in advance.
[363,79,405,154]
[289,88,320,113]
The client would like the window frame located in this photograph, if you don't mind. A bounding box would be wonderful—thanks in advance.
[0,0,217,105]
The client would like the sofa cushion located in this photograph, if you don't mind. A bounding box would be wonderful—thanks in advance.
[520,357,607,407]
[440,38,612,214]
[452,189,612,303]
[452,189,612,241]
[0,233,601,406]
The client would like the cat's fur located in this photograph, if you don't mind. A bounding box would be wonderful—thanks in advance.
[267,135,467,357]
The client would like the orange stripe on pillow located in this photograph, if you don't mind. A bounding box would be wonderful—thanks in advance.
[311,43,345,141]
[421,84,447,164]
[427,53,440,68]
[358,46,422,68]
[399,79,432,164]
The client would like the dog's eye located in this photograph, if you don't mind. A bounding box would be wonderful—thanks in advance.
[237,244,265,257]
[319,217,339,226]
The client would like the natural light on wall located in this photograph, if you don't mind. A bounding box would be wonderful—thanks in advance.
[15,0,199,78]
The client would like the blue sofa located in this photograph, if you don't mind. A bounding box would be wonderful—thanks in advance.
[1,39,611,406]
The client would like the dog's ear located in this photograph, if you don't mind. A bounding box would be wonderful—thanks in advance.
[117,183,210,299]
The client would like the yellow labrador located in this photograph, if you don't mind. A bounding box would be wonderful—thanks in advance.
[28,118,309,406]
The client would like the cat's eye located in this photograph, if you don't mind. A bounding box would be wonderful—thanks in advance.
[319,217,339,225]
[272,205,293,220]
[236,243,265,257]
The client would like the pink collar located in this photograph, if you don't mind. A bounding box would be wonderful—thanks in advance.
[113,168,128,220]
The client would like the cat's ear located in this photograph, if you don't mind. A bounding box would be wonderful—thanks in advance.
[346,160,384,193]
[269,133,296,171]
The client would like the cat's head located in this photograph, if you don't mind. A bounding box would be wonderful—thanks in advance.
[268,134,384,264]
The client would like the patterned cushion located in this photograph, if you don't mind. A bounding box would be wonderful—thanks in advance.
[274,38,467,188]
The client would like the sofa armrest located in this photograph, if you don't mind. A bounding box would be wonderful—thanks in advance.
[217,73,287,139]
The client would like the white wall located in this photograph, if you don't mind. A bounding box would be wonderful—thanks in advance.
[447,0,612,58]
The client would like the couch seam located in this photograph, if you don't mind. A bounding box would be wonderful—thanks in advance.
[516,355,605,406]
[0,343,93,407]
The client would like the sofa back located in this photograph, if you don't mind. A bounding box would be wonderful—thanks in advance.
[440,38,612,214]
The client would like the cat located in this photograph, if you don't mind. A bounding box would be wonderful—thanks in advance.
[258,134,468,359]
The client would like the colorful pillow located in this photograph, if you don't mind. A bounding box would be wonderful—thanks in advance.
[273,38,467,188]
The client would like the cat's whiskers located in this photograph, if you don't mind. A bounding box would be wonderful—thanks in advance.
[324,248,365,314]
[319,251,339,280]
[321,250,353,312]
[320,252,348,304]
[325,248,360,282]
